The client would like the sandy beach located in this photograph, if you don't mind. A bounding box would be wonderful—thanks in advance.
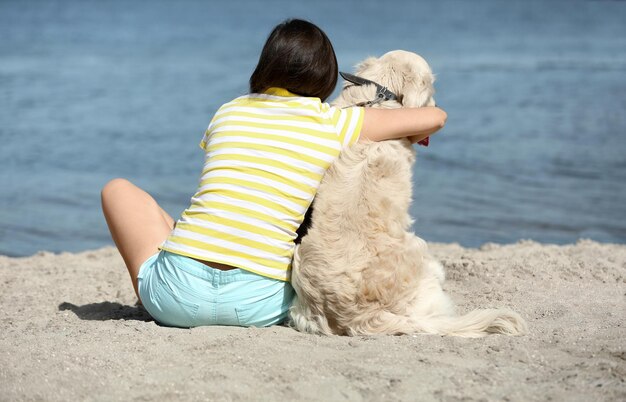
[0,240,624,401]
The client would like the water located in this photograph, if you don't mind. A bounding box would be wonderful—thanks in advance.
[1,0,625,256]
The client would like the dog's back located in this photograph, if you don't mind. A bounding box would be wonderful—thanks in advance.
[289,50,527,337]
[291,139,428,335]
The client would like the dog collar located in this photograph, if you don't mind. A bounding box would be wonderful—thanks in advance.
[339,72,399,108]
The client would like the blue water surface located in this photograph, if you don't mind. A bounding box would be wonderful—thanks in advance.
[1,0,625,256]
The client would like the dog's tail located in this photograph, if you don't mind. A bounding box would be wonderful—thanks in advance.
[353,309,528,338]
[414,308,528,337]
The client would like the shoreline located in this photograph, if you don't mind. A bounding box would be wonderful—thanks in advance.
[1,240,624,400]
[4,237,625,259]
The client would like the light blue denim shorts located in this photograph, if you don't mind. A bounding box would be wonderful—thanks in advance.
[137,250,294,328]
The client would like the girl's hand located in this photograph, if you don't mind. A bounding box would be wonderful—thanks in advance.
[410,136,429,147]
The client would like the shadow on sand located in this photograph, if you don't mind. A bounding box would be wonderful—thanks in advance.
[59,301,152,322]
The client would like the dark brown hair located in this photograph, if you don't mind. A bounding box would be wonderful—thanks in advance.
[249,19,338,101]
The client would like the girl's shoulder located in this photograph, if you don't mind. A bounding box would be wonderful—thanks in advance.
[215,92,349,124]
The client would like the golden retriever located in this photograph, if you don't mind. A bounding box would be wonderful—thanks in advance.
[288,50,527,337]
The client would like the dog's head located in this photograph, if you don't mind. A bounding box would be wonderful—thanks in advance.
[336,50,436,109]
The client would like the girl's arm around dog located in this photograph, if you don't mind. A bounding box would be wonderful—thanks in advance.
[359,107,447,143]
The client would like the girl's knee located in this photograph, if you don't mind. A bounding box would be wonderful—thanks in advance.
[101,178,159,214]
[101,178,135,203]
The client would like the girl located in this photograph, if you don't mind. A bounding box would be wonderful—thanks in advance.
[101,19,446,328]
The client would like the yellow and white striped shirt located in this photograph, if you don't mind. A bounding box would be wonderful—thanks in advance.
[160,87,364,281]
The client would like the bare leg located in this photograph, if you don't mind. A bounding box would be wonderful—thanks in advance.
[101,178,175,299]
[159,206,176,229]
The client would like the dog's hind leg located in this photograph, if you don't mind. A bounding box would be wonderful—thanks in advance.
[425,257,446,287]
[287,295,334,335]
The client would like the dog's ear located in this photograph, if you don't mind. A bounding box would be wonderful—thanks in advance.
[400,69,436,108]
[354,56,380,77]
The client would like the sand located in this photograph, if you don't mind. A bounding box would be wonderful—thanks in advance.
[0,240,624,401]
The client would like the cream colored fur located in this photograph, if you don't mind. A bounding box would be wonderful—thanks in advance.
[288,50,527,337]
